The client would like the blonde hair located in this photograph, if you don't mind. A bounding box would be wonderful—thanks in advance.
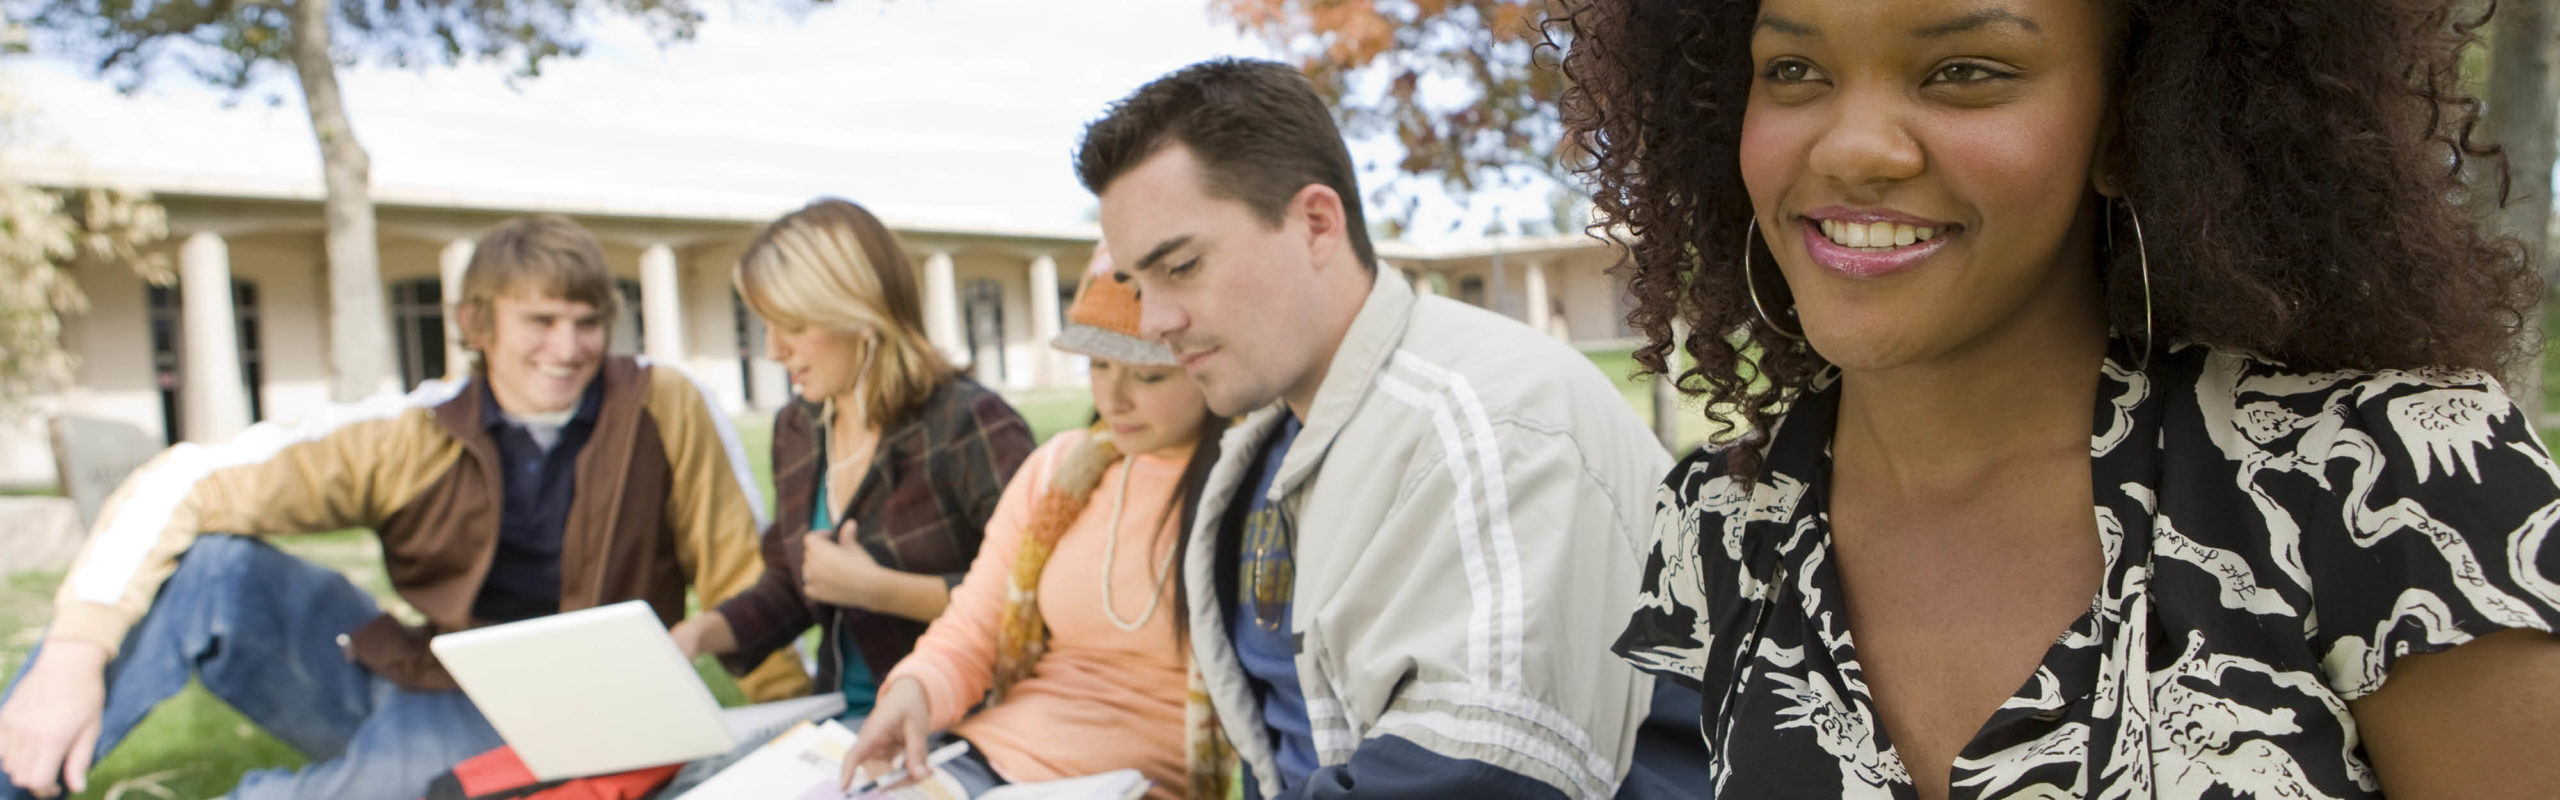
[458,215,619,373]
[736,198,953,427]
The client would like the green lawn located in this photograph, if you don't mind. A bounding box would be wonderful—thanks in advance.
[1,537,374,799]
[2543,307,2560,454]
[0,343,2307,796]
[1010,387,1098,443]
[1586,346,1730,455]
[6,342,2550,797]
[0,385,1102,798]
[0,535,746,800]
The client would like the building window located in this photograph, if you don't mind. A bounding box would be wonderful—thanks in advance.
[390,278,447,387]
[147,281,263,445]
[961,277,1006,383]
[734,289,767,404]
[1458,276,1488,308]
[612,278,645,356]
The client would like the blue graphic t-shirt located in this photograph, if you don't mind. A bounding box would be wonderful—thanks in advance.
[1228,415,1314,787]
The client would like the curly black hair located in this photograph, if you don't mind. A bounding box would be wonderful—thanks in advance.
[1557,0,2542,475]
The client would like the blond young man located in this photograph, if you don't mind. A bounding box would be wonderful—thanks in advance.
[0,215,800,800]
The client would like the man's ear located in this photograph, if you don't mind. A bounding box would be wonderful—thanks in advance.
[453,303,485,352]
[1289,183,1349,269]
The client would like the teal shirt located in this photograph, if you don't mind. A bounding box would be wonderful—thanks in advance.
[813,470,878,719]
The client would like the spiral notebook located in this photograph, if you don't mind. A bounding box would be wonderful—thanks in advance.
[675,719,1151,800]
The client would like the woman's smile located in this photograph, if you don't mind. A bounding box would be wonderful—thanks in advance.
[1798,208,1963,279]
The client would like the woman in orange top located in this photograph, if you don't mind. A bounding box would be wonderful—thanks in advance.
[846,243,1228,800]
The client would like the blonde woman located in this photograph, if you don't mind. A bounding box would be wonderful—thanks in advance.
[669,198,1034,723]
[841,246,1230,800]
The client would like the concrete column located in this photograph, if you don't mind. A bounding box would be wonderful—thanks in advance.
[749,357,789,411]
[440,238,474,379]
[920,250,962,361]
[1524,259,1555,338]
[684,253,748,415]
[640,244,686,364]
[1027,253,1063,386]
[179,232,251,444]
[1410,265,1437,296]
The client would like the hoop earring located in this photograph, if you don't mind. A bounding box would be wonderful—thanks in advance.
[2111,196,2155,372]
[1741,218,1805,342]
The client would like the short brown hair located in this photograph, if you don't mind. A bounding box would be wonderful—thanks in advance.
[735,198,955,428]
[1076,58,1377,272]
[457,215,620,371]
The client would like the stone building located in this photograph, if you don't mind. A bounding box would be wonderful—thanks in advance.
[1,169,1634,488]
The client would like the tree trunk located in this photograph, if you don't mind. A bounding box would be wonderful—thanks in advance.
[2488,0,2558,427]
[289,0,394,402]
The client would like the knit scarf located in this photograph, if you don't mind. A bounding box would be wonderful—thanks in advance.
[989,427,1236,799]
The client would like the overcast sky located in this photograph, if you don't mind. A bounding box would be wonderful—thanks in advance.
[0,0,1565,243]
[3,0,1252,229]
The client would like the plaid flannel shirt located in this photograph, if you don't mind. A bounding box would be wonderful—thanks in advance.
[715,375,1035,687]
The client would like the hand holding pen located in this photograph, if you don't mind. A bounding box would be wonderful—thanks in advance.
[841,740,968,797]
[842,676,939,792]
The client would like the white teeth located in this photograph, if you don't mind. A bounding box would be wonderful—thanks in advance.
[1817,219,1944,250]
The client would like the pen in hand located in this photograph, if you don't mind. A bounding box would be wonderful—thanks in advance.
[842,739,969,796]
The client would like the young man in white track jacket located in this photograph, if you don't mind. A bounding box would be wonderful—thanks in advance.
[1076,58,1693,800]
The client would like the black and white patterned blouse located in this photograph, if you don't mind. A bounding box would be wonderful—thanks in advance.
[1614,343,2560,798]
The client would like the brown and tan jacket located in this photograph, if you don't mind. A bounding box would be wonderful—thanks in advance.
[50,357,809,700]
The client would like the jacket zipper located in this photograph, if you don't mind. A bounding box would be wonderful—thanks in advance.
[827,604,845,697]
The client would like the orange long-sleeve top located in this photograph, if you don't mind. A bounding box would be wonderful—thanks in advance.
[880,429,1193,800]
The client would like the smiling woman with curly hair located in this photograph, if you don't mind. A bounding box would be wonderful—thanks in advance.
[1570,0,2560,796]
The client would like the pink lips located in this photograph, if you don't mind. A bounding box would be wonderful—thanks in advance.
[1796,209,1958,279]
[1176,347,1217,371]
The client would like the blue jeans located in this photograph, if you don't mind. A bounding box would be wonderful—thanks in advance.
[0,535,505,800]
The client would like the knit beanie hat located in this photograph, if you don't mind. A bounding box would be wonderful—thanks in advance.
[1051,243,1177,366]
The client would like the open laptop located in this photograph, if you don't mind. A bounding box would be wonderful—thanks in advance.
[429,600,844,780]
